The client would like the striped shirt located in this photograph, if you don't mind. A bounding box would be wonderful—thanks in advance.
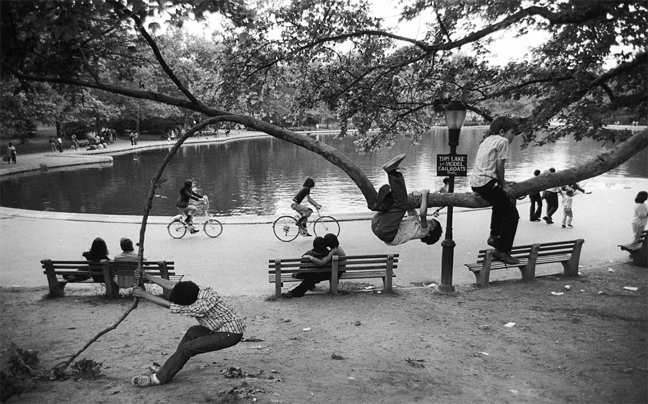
[469,135,509,188]
[170,287,245,334]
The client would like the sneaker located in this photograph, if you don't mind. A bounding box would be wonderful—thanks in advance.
[190,228,200,234]
[492,250,520,265]
[487,236,498,248]
[281,292,293,299]
[543,216,553,224]
[568,224,573,227]
[132,375,156,387]
[382,153,407,173]
[562,225,566,228]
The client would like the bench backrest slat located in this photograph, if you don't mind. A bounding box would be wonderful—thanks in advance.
[475,240,581,263]
[269,255,398,273]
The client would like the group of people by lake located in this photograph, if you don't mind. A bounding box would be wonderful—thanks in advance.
[529,168,592,228]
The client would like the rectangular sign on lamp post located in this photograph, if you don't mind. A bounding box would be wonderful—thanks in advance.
[437,154,468,176]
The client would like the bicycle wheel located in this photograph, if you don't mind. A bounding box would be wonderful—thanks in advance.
[204,218,223,238]
[273,215,300,242]
[167,220,187,239]
[313,216,340,237]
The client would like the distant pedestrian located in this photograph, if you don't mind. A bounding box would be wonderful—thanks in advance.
[542,168,560,224]
[8,142,16,164]
[529,169,542,221]
[71,134,80,150]
[57,137,64,153]
[561,189,574,228]
[49,136,58,153]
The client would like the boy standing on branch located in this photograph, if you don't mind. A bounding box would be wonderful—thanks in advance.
[469,117,520,264]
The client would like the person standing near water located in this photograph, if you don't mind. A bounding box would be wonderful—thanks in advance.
[529,169,542,221]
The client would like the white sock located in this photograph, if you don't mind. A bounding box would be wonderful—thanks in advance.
[151,373,161,385]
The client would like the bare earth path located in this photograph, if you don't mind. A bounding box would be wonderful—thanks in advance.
[1,132,646,403]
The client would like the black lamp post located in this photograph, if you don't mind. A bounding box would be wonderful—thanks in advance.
[439,101,467,292]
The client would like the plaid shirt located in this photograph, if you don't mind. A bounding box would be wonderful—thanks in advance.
[469,135,509,188]
[170,287,245,334]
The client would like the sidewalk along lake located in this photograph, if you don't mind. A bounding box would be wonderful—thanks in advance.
[1,128,646,216]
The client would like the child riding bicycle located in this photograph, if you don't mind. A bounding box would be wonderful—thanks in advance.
[176,179,205,234]
[291,177,322,237]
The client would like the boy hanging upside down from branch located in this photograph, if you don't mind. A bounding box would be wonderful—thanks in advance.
[131,273,245,387]
[371,153,443,245]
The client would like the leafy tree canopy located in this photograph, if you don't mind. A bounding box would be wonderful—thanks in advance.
[1,0,646,208]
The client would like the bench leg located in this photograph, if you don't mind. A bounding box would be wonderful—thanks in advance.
[42,259,65,297]
[102,260,118,298]
[476,251,494,287]
[563,239,584,277]
[385,255,394,292]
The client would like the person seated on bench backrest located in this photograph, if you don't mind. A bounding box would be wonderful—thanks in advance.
[371,153,442,246]
[113,237,146,262]
[282,233,346,298]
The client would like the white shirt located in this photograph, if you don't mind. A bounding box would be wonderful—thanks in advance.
[389,215,429,245]
[469,135,509,188]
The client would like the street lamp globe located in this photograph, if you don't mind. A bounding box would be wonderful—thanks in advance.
[444,101,467,130]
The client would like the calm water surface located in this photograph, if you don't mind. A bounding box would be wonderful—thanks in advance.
[1,128,646,216]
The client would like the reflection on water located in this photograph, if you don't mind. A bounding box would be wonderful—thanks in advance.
[1,128,646,216]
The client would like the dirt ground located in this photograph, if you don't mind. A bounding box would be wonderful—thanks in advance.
[1,261,646,404]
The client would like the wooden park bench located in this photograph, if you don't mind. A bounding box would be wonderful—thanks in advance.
[268,254,399,297]
[464,239,584,287]
[619,230,647,267]
[41,259,181,297]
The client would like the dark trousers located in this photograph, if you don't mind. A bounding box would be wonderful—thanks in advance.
[472,180,519,253]
[544,192,559,219]
[291,272,334,297]
[371,171,408,243]
[529,193,542,220]
[156,326,242,384]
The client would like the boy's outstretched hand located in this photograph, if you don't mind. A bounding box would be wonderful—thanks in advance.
[133,286,147,298]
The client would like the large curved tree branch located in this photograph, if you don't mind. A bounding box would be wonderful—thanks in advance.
[4,67,645,213]
[416,130,648,209]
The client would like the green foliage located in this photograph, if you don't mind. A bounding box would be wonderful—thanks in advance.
[0,0,645,153]
[0,343,39,403]
[70,358,103,381]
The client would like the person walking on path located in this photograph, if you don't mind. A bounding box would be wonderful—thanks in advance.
[131,275,245,387]
[542,168,561,224]
[529,169,542,221]
[469,116,520,264]
[561,189,575,228]
[8,142,16,164]
[291,177,322,237]
[371,154,442,246]
[49,136,58,153]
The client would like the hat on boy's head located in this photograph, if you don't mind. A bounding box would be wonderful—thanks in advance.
[120,237,134,252]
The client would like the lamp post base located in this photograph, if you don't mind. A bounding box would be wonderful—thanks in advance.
[438,284,456,293]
